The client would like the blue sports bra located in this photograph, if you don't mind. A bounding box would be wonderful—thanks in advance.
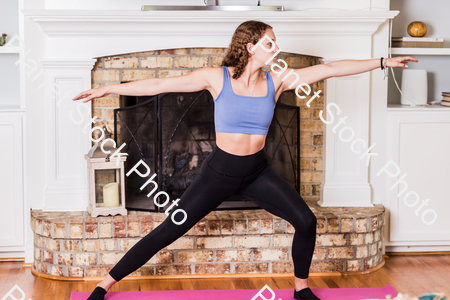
[214,66,276,135]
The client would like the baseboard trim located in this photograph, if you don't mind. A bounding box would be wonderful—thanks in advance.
[30,257,386,281]
[386,251,450,256]
[0,257,25,262]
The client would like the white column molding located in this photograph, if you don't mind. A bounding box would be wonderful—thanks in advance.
[41,58,96,211]
[318,57,373,207]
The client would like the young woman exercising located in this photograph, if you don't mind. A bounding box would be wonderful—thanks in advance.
[73,20,417,300]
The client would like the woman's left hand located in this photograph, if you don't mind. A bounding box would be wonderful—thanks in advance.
[386,56,419,68]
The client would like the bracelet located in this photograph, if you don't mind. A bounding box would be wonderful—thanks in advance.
[381,57,384,70]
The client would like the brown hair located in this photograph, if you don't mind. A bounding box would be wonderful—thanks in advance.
[221,20,273,80]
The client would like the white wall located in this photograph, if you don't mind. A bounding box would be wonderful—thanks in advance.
[388,0,450,103]
[21,0,47,262]
[0,1,19,34]
[370,0,449,206]
[0,0,20,107]
[391,0,450,47]
[371,0,450,251]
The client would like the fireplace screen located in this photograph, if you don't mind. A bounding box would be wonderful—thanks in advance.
[114,90,300,212]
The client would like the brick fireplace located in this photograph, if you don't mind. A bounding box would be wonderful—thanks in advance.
[24,7,396,277]
[92,49,321,206]
[29,48,386,279]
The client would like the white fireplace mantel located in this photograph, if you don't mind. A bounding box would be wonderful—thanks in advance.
[22,10,398,58]
[22,9,398,210]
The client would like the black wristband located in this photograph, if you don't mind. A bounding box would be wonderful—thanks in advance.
[381,57,384,70]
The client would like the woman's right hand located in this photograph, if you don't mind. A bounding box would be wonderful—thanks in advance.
[72,86,109,103]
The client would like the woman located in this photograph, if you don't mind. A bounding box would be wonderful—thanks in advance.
[73,20,417,300]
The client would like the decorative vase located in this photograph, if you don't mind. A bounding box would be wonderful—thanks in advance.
[0,33,7,46]
[401,69,428,106]
[407,21,427,37]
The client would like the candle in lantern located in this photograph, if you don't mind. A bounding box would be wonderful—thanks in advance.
[103,182,120,207]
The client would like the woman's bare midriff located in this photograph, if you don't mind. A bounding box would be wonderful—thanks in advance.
[210,66,284,156]
[215,132,266,156]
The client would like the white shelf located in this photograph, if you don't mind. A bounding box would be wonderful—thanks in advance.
[0,47,20,54]
[389,47,450,55]
[387,103,450,111]
[0,105,25,112]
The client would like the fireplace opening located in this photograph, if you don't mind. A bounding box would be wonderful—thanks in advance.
[114,89,300,212]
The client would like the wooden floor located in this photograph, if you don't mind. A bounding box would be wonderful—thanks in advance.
[1,254,449,300]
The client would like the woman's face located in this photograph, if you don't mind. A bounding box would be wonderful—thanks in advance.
[249,28,279,65]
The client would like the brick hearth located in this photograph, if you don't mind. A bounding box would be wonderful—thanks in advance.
[31,205,385,279]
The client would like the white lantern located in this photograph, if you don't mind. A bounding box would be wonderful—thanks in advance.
[85,130,127,217]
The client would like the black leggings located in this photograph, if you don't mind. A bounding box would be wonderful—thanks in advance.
[109,144,317,280]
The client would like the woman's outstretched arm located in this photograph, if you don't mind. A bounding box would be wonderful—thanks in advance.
[329,56,418,77]
[278,56,418,94]
[72,66,214,103]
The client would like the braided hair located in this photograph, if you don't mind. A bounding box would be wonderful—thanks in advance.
[221,20,273,80]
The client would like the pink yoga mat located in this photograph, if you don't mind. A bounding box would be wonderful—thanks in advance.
[71,284,398,300]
